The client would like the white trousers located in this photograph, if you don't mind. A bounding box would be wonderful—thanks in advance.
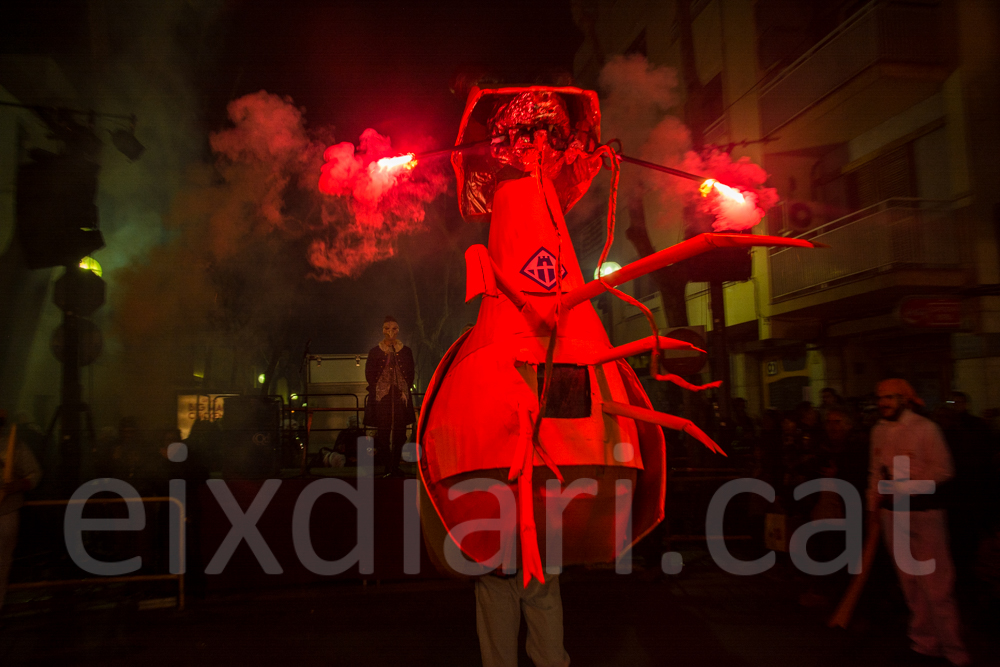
[0,511,19,611]
[880,509,969,666]
[475,574,570,667]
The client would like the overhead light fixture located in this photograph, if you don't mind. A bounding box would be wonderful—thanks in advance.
[0,101,145,161]
[79,256,103,277]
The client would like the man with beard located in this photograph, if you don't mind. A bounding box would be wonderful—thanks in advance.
[868,379,970,666]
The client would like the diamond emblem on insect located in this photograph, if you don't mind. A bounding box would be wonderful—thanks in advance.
[520,247,567,290]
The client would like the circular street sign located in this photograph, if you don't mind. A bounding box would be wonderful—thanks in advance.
[660,327,708,376]
[53,267,106,316]
[50,319,104,366]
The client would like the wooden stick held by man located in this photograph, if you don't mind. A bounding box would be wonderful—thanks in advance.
[828,513,879,628]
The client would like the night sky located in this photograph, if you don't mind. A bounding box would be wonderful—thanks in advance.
[205,0,583,144]
[202,0,586,352]
[2,0,584,373]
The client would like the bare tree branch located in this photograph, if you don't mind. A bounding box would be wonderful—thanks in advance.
[429,253,452,346]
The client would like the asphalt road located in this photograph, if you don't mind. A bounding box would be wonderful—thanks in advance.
[2,549,997,666]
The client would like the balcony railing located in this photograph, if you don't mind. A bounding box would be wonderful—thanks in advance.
[759,1,951,138]
[768,199,966,302]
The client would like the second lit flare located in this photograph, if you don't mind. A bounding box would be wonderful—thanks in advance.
[698,177,763,232]
[699,178,745,204]
[370,153,416,175]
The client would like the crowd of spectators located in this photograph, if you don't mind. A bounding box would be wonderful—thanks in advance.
[7,382,999,621]
[729,388,1000,611]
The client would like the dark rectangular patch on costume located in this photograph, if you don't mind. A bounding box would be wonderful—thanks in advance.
[537,364,590,419]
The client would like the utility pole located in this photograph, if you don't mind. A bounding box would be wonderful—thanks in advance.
[52,265,105,492]
[14,108,117,492]
[60,271,83,489]
[708,279,731,425]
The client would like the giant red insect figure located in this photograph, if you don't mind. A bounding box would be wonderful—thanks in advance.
[416,86,816,586]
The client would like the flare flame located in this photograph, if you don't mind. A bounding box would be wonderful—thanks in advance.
[371,153,416,175]
[699,178,745,204]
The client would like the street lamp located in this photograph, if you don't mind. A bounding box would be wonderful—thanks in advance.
[594,261,621,280]
[2,100,144,491]
[79,256,103,277]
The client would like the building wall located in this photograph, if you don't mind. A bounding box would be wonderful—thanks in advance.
[578,0,1000,415]
[950,0,1000,409]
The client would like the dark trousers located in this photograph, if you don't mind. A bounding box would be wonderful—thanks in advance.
[375,426,407,472]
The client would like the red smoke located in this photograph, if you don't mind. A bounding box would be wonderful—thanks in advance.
[210,91,323,236]
[207,93,449,281]
[205,93,450,280]
[314,128,448,279]
[107,90,449,424]
[596,55,778,234]
[682,150,779,232]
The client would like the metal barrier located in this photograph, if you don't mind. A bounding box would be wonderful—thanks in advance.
[288,392,424,475]
[291,392,363,475]
[10,496,186,611]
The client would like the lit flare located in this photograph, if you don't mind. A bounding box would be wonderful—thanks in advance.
[370,153,416,174]
[699,178,746,204]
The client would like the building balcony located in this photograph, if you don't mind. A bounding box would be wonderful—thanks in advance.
[758,1,955,152]
[768,199,971,310]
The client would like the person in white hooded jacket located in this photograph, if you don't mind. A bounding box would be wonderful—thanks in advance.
[868,379,969,666]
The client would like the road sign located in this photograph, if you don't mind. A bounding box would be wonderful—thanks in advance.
[898,296,962,329]
[54,267,105,316]
[50,319,103,366]
[661,325,708,375]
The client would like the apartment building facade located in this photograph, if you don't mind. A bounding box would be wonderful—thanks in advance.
[572,0,1000,414]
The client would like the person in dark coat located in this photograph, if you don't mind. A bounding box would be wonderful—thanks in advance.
[942,391,994,593]
[364,316,416,476]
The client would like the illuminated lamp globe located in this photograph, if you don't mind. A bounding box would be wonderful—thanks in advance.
[290,393,299,401]
[79,256,103,277]
[594,261,621,280]
[257,373,266,385]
